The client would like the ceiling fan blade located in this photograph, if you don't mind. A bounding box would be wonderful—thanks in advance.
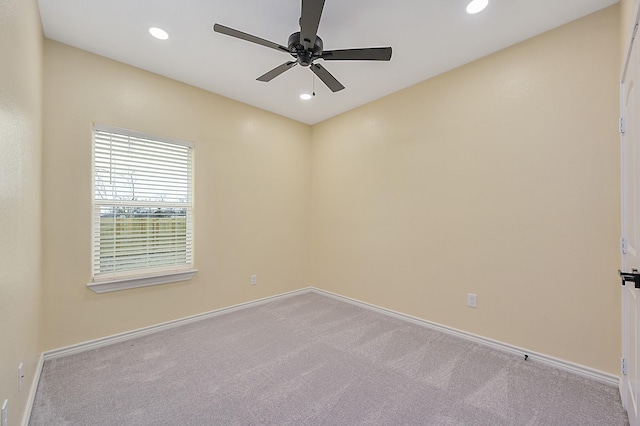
[257,61,298,82]
[322,47,392,61]
[213,23,288,53]
[311,63,344,92]
[299,0,325,50]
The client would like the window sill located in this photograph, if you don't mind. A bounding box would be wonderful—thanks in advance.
[87,269,198,294]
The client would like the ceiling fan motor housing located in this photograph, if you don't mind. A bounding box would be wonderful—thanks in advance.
[288,32,323,66]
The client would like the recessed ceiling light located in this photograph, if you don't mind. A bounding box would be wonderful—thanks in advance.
[466,0,488,14]
[149,27,169,40]
[300,93,312,100]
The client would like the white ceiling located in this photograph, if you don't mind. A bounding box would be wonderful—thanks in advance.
[37,0,618,125]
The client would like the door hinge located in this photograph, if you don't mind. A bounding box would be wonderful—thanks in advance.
[622,357,628,376]
[620,117,627,135]
[621,237,628,255]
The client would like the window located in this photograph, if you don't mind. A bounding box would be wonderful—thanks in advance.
[89,124,196,293]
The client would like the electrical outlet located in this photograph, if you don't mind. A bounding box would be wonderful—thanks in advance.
[467,293,477,308]
[251,275,257,286]
[2,399,8,426]
[18,363,24,392]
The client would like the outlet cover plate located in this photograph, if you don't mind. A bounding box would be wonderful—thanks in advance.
[467,293,477,308]
[2,399,8,426]
[18,362,24,392]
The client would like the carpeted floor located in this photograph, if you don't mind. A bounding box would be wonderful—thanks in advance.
[30,292,628,425]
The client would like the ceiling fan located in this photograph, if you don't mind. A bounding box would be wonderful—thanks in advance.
[213,0,392,93]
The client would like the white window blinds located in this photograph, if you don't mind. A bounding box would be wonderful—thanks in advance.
[92,124,194,282]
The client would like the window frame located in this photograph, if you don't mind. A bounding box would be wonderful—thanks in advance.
[88,123,197,293]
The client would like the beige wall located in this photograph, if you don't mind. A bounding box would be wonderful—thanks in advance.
[41,40,311,350]
[311,6,621,374]
[620,0,637,61]
[0,0,43,423]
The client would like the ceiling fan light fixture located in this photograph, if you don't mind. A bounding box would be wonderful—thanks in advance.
[466,0,488,14]
[300,93,313,100]
[149,27,169,40]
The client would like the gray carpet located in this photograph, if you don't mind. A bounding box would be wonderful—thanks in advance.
[30,292,628,425]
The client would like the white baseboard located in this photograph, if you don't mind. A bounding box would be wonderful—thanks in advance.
[43,288,312,361]
[42,286,618,388]
[21,353,44,426]
[310,287,620,388]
